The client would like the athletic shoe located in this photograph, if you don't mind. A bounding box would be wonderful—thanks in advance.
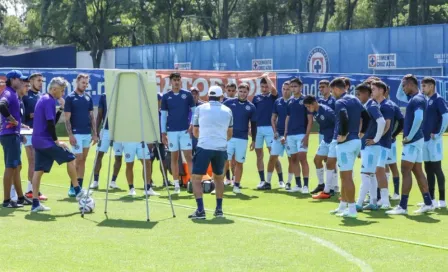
[334,186,340,193]
[356,205,363,212]
[391,193,400,200]
[285,182,291,191]
[312,192,331,199]
[310,184,325,194]
[174,186,181,194]
[287,185,302,193]
[31,204,51,213]
[233,186,241,194]
[363,203,379,211]
[329,190,335,196]
[256,181,267,189]
[109,181,120,189]
[76,190,93,201]
[211,189,216,195]
[257,182,271,190]
[329,207,345,214]
[68,187,76,197]
[438,200,447,208]
[188,210,206,220]
[25,191,33,199]
[144,188,160,196]
[386,205,408,215]
[377,199,383,206]
[129,188,136,196]
[301,186,309,194]
[214,209,224,218]
[414,205,435,214]
[417,200,437,208]
[2,201,23,208]
[90,181,99,189]
[380,204,391,210]
[38,192,48,201]
[224,179,232,186]
[336,209,357,218]
[278,181,286,189]
[17,196,32,206]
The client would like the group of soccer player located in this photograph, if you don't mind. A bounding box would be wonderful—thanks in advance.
[1,69,446,218]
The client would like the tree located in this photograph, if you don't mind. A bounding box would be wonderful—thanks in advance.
[194,0,239,39]
[321,0,335,32]
[304,0,324,33]
[345,0,358,30]
[408,0,418,25]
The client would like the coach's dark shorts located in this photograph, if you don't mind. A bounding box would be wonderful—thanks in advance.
[35,145,76,173]
[192,147,226,175]
[151,143,166,161]
[0,134,22,168]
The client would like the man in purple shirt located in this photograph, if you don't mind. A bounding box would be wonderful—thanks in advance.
[0,70,30,208]
[30,77,90,212]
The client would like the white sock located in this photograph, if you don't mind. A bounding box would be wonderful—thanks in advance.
[348,203,357,214]
[357,174,371,206]
[174,180,180,187]
[267,172,273,183]
[324,169,333,193]
[27,181,32,192]
[338,201,347,211]
[11,185,18,201]
[316,168,324,185]
[333,171,339,188]
[386,172,391,183]
[370,175,378,205]
[380,188,390,206]
[288,173,293,184]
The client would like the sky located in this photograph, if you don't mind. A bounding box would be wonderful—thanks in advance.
[5,2,26,16]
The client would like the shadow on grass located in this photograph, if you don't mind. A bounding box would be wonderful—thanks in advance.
[94,188,127,193]
[24,212,80,222]
[307,198,341,204]
[192,217,235,225]
[159,194,195,200]
[434,208,448,216]
[223,193,259,201]
[97,218,158,229]
[0,207,28,217]
[56,197,78,203]
[405,214,441,224]
[364,211,394,219]
[339,218,378,227]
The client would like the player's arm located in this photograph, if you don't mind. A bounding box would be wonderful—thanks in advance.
[360,109,371,134]
[89,110,98,143]
[264,74,278,96]
[192,107,199,139]
[63,97,73,136]
[383,119,391,136]
[396,82,410,103]
[404,108,424,143]
[227,113,234,141]
[284,115,289,139]
[22,96,32,120]
[366,116,385,145]
[337,109,349,142]
[96,108,103,137]
[302,114,313,147]
[271,113,278,136]
[434,99,448,139]
[391,118,404,140]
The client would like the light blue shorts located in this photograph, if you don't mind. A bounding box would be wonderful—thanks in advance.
[167,130,192,152]
[286,134,308,154]
[270,138,291,157]
[24,135,33,147]
[386,142,397,164]
[377,147,390,169]
[318,134,324,144]
[123,142,151,163]
[336,139,361,172]
[72,134,92,154]
[402,138,424,164]
[97,129,123,155]
[328,140,337,158]
[227,138,248,163]
[255,126,274,149]
[423,137,443,162]
[360,145,381,173]
[316,140,332,157]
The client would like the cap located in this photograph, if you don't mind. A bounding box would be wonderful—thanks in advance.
[6,70,28,80]
[190,87,199,93]
[208,86,223,97]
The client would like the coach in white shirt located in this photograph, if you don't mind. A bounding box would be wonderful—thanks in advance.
[188,86,233,220]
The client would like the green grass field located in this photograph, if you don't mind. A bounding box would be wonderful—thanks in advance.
[1,135,448,272]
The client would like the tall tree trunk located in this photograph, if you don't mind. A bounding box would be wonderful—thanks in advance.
[220,0,230,39]
[321,0,333,32]
[307,0,322,33]
[421,0,430,24]
[295,0,304,33]
[262,9,269,36]
[408,0,418,25]
[345,0,358,30]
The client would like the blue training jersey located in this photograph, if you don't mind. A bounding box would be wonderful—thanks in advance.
[64,91,94,134]
[389,100,404,143]
[272,98,288,135]
[161,89,195,132]
[335,92,365,144]
[318,95,336,110]
[286,95,312,136]
[403,93,427,144]
[378,99,395,149]
[223,98,256,140]
[22,90,40,128]
[313,104,336,144]
[253,93,278,127]
[423,93,448,141]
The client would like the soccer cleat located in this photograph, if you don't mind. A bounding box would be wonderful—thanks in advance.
[214,209,224,217]
[31,204,51,213]
[391,193,400,200]
[25,191,33,199]
[144,188,160,196]
[2,201,23,208]
[285,182,291,191]
[278,181,286,189]
[438,200,447,208]
[377,199,383,206]
[356,205,363,212]
[386,205,408,215]
[38,192,48,201]
[257,182,271,190]
[173,186,181,194]
[76,190,93,201]
[233,186,241,194]
[380,204,391,210]
[163,180,174,187]
[301,186,309,194]
[414,205,435,214]
[287,185,302,193]
[363,203,379,211]
[68,187,76,197]
[129,188,136,196]
[17,196,32,206]
[312,192,331,199]
[90,181,99,189]
[256,181,267,189]
[109,181,120,189]
[336,209,357,218]
[188,210,206,220]
[310,184,325,194]
[417,199,437,208]
[224,179,232,186]
[330,207,345,214]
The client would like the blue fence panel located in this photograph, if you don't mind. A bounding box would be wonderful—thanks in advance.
[273,35,297,70]
[234,38,255,70]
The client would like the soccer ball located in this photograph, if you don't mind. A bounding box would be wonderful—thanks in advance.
[79,196,95,213]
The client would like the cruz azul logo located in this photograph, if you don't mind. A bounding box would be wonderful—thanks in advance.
[307,47,330,73]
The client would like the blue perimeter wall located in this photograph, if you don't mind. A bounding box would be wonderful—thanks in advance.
[115,24,448,76]
[1,68,447,108]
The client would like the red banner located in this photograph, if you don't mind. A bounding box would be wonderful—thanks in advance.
[156,70,277,101]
